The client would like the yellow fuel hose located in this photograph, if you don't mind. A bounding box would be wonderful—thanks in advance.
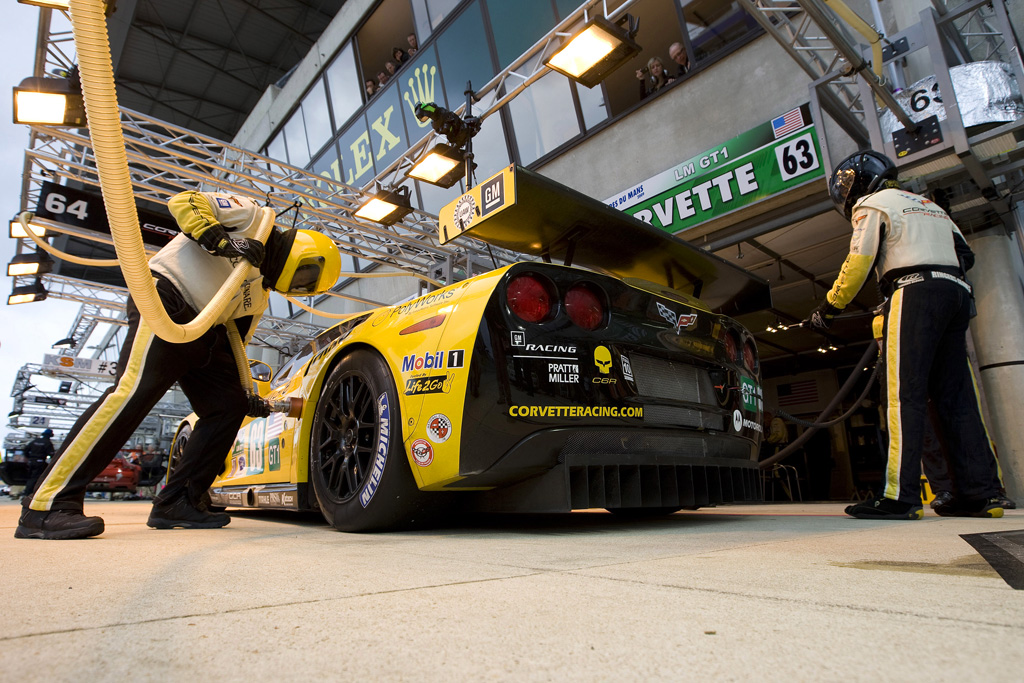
[225,320,255,394]
[67,0,270,344]
[284,295,365,320]
[823,0,886,104]
[18,212,122,266]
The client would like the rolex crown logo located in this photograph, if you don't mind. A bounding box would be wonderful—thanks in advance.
[404,65,437,128]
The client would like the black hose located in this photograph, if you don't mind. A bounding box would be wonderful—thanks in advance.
[759,341,880,470]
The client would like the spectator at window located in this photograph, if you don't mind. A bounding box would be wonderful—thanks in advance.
[407,32,418,56]
[668,42,691,77]
[635,56,675,100]
[385,61,398,77]
[377,70,389,87]
[365,79,377,97]
[393,47,409,65]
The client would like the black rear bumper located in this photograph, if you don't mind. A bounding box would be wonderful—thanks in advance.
[456,426,761,512]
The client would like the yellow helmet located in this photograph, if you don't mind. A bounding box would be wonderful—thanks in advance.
[271,229,341,296]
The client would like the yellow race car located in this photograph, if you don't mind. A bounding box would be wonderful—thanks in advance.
[169,167,771,531]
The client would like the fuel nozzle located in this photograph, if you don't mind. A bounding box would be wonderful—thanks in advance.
[269,397,304,418]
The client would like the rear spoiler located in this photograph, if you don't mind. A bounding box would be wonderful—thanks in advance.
[439,165,772,317]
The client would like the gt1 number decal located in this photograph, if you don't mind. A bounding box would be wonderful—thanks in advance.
[775,133,820,181]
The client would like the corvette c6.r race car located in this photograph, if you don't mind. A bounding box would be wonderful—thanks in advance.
[170,167,772,531]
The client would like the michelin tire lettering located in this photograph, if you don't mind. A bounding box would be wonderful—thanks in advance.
[360,392,390,508]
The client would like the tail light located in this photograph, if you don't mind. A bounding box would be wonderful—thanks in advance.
[565,283,605,331]
[743,339,759,372]
[507,273,554,323]
[723,330,740,363]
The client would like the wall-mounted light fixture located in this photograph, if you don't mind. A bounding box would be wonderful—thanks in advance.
[9,216,49,238]
[544,15,641,89]
[406,143,467,189]
[7,252,54,277]
[354,185,415,226]
[8,279,48,305]
[13,74,84,127]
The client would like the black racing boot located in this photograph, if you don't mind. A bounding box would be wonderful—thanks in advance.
[147,496,230,529]
[930,491,954,510]
[845,498,923,520]
[996,488,1016,510]
[933,496,1004,518]
[14,508,105,540]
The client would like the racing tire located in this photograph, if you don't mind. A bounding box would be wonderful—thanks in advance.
[167,422,224,512]
[310,349,427,532]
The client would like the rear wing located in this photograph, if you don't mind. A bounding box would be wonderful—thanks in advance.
[439,165,771,317]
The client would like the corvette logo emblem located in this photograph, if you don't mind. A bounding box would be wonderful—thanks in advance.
[656,301,698,331]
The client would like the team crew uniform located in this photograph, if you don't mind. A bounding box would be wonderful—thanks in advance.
[15,191,340,539]
[813,167,1003,519]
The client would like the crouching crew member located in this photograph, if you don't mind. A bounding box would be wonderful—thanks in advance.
[16,191,341,540]
[808,150,1004,520]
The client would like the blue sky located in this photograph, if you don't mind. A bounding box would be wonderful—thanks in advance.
[0,7,88,436]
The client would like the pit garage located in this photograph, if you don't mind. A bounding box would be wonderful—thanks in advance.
[3,0,1024,679]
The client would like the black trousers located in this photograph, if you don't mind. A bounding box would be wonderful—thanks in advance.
[25,278,248,513]
[881,278,1000,504]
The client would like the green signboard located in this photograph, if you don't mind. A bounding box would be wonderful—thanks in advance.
[606,104,825,234]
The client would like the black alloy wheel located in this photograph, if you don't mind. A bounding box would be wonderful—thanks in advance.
[166,422,224,511]
[310,349,428,531]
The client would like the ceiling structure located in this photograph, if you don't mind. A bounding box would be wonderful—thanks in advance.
[107,0,347,139]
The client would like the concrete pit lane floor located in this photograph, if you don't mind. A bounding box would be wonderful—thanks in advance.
[1,499,1022,681]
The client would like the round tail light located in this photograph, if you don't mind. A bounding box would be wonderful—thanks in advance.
[507,274,554,323]
[723,331,740,363]
[743,339,758,372]
[565,284,604,331]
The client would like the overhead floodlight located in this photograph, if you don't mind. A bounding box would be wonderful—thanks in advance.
[9,217,48,238]
[355,186,415,226]
[8,279,48,305]
[13,75,85,126]
[544,14,641,88]
[406,143,466,188]
[16,0,69,8]
[7,252,53,277]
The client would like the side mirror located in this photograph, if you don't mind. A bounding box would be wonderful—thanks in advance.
[249,361,272,383]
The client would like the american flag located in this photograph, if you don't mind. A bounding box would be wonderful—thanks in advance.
[771,108,804,139]
[777,379,819,407]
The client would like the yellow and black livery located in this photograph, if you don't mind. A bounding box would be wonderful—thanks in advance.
[177,167,771,531]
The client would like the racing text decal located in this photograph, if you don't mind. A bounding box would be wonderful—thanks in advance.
[509,405,643,418]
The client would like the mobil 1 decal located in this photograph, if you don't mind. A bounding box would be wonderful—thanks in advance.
[607,103,824,234]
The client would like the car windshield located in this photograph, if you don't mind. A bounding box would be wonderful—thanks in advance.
[269,316,367,390]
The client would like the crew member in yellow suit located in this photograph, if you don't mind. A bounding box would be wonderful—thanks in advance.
[808,151,1003,520]
[16,191,341,539]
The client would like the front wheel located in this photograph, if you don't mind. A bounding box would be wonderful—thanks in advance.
[167,422,224,512]
[310,349,426,531]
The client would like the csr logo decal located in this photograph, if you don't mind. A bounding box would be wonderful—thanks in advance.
[656,301,698,331]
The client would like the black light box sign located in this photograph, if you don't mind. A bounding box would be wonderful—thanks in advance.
[34,181,180,247]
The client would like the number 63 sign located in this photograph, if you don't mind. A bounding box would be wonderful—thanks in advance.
[775,132,820,182]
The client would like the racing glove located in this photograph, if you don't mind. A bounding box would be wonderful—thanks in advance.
[196,223,265,267]
[245,392,273,418]
[807,301,841,332]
